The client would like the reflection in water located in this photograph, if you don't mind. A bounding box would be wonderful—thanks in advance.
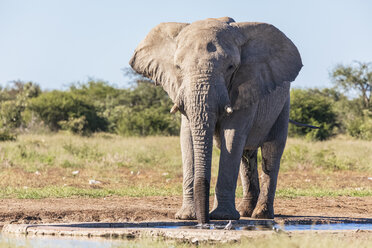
[157,223,372,231]
[279,223,372,231]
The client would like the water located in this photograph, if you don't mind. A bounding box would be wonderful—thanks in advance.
[277,223,372,231]
[1,222,371,248]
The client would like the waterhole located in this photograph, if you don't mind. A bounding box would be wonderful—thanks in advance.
[2,220,371,247]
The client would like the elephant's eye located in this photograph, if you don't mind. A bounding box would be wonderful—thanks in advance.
[227,65,234,71]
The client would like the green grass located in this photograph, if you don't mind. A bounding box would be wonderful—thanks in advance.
[0,185,370,199]
[0,185,182,199]
[0,133,371,199]
[281,135,372,172]
[276,187,372,197]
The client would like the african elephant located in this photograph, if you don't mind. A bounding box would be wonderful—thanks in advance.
[129,17,302,224]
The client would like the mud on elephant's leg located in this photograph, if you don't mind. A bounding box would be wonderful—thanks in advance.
[175,116,196,220]
[237,149,260,217]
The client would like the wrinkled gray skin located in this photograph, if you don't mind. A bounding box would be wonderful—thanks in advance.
[130,17,302,224]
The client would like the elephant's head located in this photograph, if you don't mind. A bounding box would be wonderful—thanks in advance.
[130,17,302,223]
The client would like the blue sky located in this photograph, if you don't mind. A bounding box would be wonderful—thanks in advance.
[0,0,371,90]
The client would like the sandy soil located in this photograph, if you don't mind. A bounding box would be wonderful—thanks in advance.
[0,196,371,228]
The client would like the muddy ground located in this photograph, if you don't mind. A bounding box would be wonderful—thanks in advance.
[0,196,371,228]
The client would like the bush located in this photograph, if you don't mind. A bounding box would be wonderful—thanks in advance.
[29,91,107,132]
[114,81,180,136]
[67,80,180,135]
[0,100,23,129]
[116,107,180,136]
[25,80,180,136]
[289,89,337,140]
[0,81,41,130]
[58,116,88,135]
[345,110,372,140]
[0,129,17,141]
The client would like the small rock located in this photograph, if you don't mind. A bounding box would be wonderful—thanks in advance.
[130,171,134,175]
[273,227,286,234]
[191,238,199,244]
[368,177,372,180]
[304,179,311,182]
[23,186,28,189]
[162,172,169,176]
[137,171,140,175]
[89,179,101,185]
[34,171,41,176]
[72,170,79,175]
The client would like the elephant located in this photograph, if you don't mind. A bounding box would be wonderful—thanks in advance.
[129,17,302,224]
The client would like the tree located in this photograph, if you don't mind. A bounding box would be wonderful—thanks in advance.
[332,61,372,109]
[331,62,372,139]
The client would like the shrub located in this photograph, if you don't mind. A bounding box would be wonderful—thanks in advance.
[345,110,372,140]
[0,101,23,129]
[116,107,180,136]
[0,81,41,130]
[0,129,17,141]
[289,89,337,140]
[29,91,107,132]
[58,116,88,135]
[68,80,180,136]
[2,78,180,136]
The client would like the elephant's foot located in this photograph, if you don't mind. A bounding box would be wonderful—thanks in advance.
[175,204,196,220]
[210,205,240,220]
[237,199,257,217]
[251,203,274,219]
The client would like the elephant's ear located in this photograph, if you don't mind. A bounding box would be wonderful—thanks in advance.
[230,22,302,109]
[129,22,189,102]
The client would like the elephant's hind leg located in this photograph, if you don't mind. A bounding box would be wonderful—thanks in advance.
[175,115,196,220]
[237,149,260,217]
[251,99,289,219]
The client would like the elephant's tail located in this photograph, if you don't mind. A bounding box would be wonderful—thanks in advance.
[289,119,319,129]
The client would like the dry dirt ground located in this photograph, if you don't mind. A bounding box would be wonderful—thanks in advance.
[0,196,371,228]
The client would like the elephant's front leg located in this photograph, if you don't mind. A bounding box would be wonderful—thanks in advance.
[210,129,247,220]
[237,150,260,217]
[175,115,196,220]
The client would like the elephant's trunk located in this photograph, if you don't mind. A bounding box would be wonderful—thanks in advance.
[185,74,230,224]
[192,126,213,224]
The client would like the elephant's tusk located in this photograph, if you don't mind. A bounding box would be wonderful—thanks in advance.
[170,104,179,114]
[225,105,233,115]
